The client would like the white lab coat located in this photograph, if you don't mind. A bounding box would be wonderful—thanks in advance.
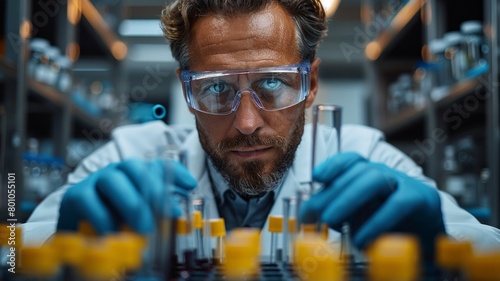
[23,121,500,254]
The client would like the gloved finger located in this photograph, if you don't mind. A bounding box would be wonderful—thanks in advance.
[95,169,154,234]
[116,159,196,215]
[301,161,369,223]
[319,167,396,230]
[157,159,197,190]
[57,181,118,234]
[117,159,197,192]
[313,152,366,183]
[352,185,430,249]
[148,160,193,217]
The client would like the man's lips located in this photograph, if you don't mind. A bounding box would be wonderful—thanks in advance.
[230,146,273,158]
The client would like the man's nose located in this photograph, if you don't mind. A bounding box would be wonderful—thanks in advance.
[232,93,265,135]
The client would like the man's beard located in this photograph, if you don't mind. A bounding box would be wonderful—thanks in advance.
[197,110,305,199]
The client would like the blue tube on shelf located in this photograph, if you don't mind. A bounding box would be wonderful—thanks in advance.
[152,104,166,120]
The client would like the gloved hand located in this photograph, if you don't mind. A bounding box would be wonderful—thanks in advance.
[57,158,197,235]
[301,152,445,261]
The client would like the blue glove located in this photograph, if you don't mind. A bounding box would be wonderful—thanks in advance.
[301,152,445,261]
[57,158,197,235]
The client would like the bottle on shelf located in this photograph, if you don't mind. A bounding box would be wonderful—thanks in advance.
[460,20,489,78]
[55,56,72,94]
[443,31,467,83]
[28,38,50,79]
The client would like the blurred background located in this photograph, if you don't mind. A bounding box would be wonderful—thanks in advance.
[0,0,499,228]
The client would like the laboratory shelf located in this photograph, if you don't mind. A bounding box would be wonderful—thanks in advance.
[1,58,107,130]
[29,80,106,130]
[0,57,16,78]
[80,0,127,60]
[435,79,483,110]
[381,106,425,137]
[380,79,482,137]
[366,0,424,61]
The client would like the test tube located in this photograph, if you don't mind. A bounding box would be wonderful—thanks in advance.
[19,245,61,280]
[140,145,183,279]
[311,104,342,172]
[340,223,354,263]
[209,218,226,264]
[176,194,197,273]
[223,228,261,280]
[268,215,283,263]
[282,197,298,263]
[313,105,355,263]
[191,196,211,264]
[50,233,86,281]
[79,241,120,281]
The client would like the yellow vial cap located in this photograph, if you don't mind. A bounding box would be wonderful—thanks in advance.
[176,217,192,235]
[50,233,85,266]
[20,245,60,277]
[436,235,473,269]
[210,218,226,237]
[193,211,203,229]
[0,224,20,247]
[294,233,343,281]
[301,224,317,234]
[466,252,500,281]
[79,242,118,280]
[0,224,8,246]
[224,238,259,279]
[367,234,420,281]
[268,215,283,233]
[104,232,145,271]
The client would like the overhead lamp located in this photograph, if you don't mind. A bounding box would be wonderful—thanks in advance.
[321,0,341,18]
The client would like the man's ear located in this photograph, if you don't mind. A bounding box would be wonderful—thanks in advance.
[176,68,196,114]
[305,58,321,108]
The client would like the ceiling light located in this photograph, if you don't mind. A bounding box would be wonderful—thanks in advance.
[321,0,341,18]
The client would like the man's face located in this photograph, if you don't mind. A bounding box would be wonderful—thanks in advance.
[182,3,319,198]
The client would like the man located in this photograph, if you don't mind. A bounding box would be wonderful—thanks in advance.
[24,0,500,262]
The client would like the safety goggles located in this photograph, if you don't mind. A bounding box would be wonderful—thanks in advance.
[181,62,311,115]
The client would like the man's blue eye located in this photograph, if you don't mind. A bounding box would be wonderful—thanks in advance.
[262,79,282,90]
[209,82,227,93]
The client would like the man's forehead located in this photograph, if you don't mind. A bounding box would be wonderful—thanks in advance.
[187,3,299,71]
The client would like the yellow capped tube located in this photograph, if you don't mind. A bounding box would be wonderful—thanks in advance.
[366,234,420,281]
[466,252,500,281]
[176,217,194,264]
[192,210,206,261]
[293,233,344,281]
[50,233,86,266]
[50,233,86,280]
[0,224,10,258]
[268,215,283,263]
[104,232,146,273]
[436,235,472,280]
[20,245,60,278]
[223,228,261,280]
[209,218,226,264]
[79,241,119,281]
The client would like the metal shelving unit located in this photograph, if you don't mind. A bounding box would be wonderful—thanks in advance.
[365,0,499,227]
[0,0,123,221]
